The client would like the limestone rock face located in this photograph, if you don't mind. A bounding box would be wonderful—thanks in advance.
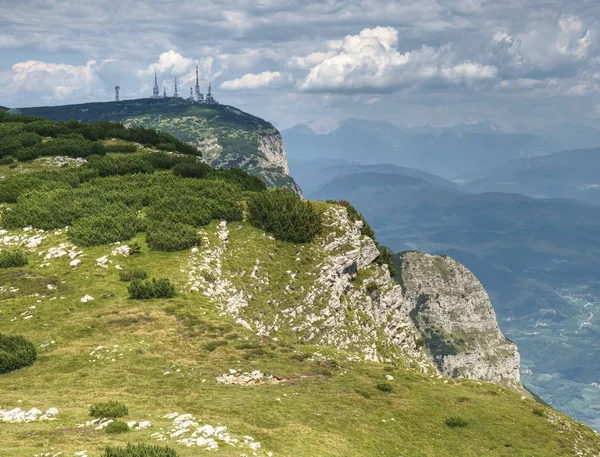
[258,133,290,175]
[397,252,522,392]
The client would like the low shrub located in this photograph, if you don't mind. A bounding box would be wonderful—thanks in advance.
[128,242,142,255]
[247,189,321,243]
[532,407,545,417]
[68,209,143,246]
[376,245,397,277]
[173,161,212,179]
[119,268,148,282]
[0,333,37,374]
[0,156,14,165]
[128,279,155,300]
[376,383,393,393]
[128,278,176,300]
[105,420,129,434]
[89,401,129,418]
[0,250,28,268]
[152,278,176,298]
[101,444,179,457]
[146,222,200,251]
[445,416,468,428]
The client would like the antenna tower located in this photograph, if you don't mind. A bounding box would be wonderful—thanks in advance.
[115,86,120,102]
[152,73,160,98]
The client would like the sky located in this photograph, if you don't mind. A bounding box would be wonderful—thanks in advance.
[1,0,599,130]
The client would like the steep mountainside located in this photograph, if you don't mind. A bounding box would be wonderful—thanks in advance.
[1,113,599,456]
[310,169,600,430]
[466,147,600,206]
[15,98,300,194]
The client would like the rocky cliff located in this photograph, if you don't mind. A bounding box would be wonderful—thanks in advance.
[192,205,523,391]
[397,252,522,391]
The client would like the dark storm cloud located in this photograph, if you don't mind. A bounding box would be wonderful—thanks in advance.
[0,0,599,128]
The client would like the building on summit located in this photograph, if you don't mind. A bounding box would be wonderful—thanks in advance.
[152,67,218,104]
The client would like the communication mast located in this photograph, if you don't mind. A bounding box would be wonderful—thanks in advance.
[115,86,120,102]
[194,66,204,102]
[152,73,160,98]
[174,77,178,97]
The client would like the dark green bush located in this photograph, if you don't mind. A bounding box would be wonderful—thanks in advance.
[173,161,212,179]
[376,383,393,392]
[152,278,176,298]
[69,208,143,246]
[16,147,39,162]
[119,268,148,282]
[0,250,28,268]
[101,444,179,457]
[156,142,177,152]
[129,242,142,255]
[89,401,129,418]
[445,416,468,428]
[105,420,129,434]
[104,143,138,153]
[376,245,397,277]
[128,278,175,299]
[128,279,155,300]
[532,408,545,417]
[142,152,194,170]
[146,222,200,251]
[247,189,321,243]
[0,156,14,165]
[0,333,37,374]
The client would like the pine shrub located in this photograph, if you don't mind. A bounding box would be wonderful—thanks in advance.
[376,383,393,393]
[0,250,28,268]
[68,209,143,246]
[119,268,148,282]
[152,278,176,298]
[101,444,179,457]
[128,278,175,300]
[173,162,212,179]
[0,333,37,374]
[445,416,468,428]
[146,222,200,251]
[105,420,129,434]
[89,401,129,418]
[247,189,321,243]
[127,279,155,300]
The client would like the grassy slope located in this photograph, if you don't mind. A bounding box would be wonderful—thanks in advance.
[0,159,599,456]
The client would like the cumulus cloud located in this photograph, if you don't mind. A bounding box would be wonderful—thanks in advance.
[298,27,497,92]
[1,60,100,101]
[140,50,195,76]
[221,71,282,90]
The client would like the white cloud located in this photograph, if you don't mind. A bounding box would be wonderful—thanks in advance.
[139,50,195,76]
[298,27,497,92]
[221,71,282,90]
[3,60,99,100]
[441,62,497,84]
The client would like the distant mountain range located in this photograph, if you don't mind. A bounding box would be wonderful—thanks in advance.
[283,119,600,179]
[465,147,600,206]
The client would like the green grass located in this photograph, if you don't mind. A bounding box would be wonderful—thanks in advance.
[0,171,599,456]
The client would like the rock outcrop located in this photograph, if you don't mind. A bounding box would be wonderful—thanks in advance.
[189,206,523,391]
[397,252,522,392]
